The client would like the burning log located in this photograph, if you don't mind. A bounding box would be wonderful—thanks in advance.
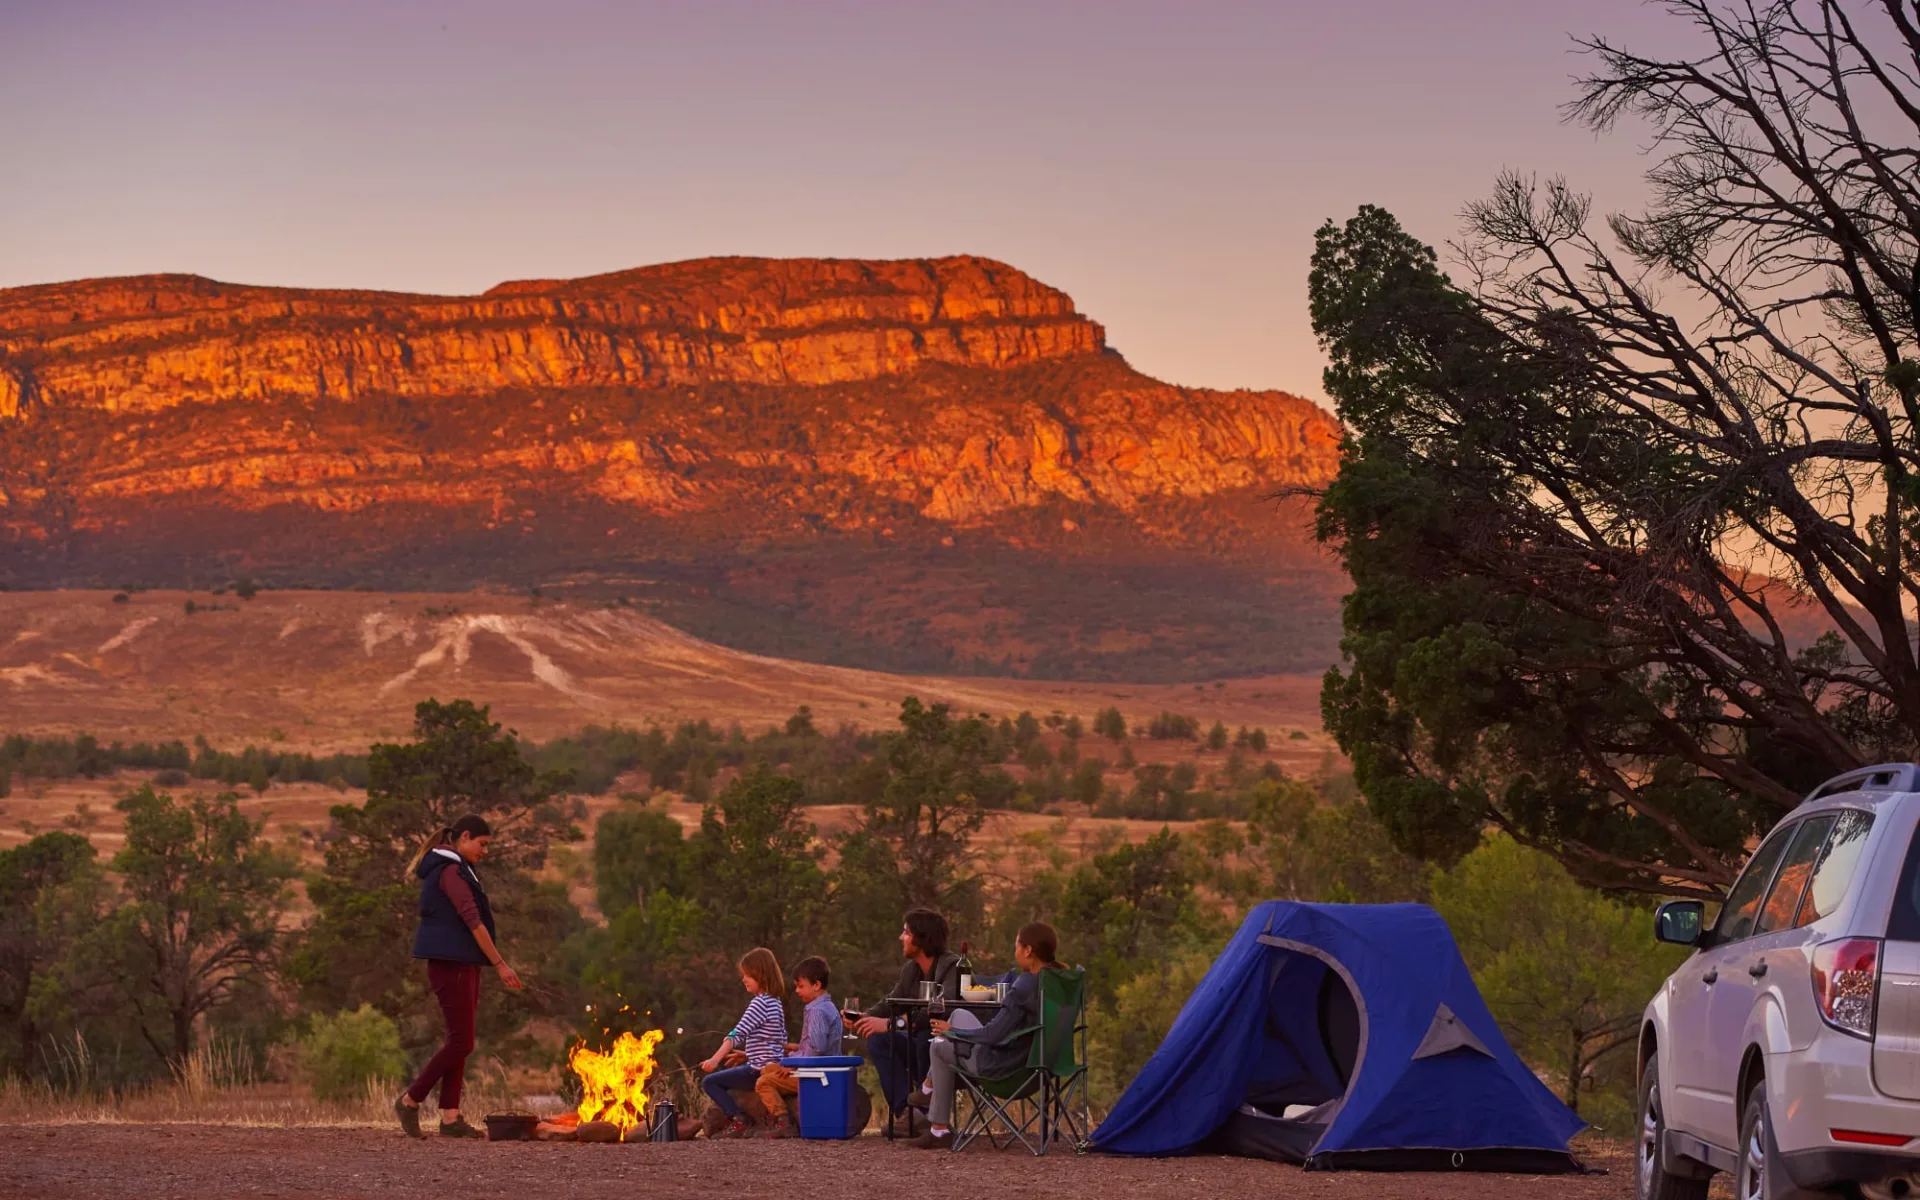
[569,1029,666,1139]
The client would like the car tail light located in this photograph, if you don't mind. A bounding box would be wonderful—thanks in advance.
[1832,1129,1912,1146]
[1812,937,1881,1038]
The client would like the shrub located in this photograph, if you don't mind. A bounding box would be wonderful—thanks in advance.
[1089,947,1219,1106]
[152,768,190,787]
[304,1005,408,1102]
[1145,712,1198,740]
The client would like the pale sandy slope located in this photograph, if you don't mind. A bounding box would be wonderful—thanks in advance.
[0,590,1328,751]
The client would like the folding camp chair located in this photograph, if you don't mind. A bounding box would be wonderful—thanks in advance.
[1038,967,1090,1151]
[952,966,1087,1156]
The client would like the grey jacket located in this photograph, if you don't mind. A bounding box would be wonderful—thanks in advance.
[949,968,1041,1079]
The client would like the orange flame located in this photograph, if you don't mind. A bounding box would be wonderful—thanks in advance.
[569,1029,665,1133]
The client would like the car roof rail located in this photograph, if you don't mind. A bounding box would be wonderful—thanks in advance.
[1802,763,1920,803]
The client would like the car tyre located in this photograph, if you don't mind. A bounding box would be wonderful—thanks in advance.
[1638,1060,1710,1200]
[1735,1078,1816,1200]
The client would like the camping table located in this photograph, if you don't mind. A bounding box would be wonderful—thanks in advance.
[869,994,1005,1140]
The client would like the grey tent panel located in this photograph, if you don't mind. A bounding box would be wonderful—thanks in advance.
[1412,1002,1493,1060]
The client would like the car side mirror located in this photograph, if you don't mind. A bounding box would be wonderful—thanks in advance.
[1654,900,1706,946]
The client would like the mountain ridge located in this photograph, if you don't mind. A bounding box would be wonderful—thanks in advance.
[0,255,1345,679]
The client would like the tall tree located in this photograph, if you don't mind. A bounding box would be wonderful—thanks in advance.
[592,803,688,918]
[839,697,996,916]
[84,787,295,1063]
[1311,0,1920,894]
[688,769,824,956]
[290,699,581,1045]
[1244,779,1429,905]
[1056,828,1216,1007]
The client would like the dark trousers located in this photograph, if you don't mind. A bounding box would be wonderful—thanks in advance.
[406,960,480,1111]
[866,1028,929,1114]
[701,1063,762,1118]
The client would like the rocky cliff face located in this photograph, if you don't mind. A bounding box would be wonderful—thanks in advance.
[0,256,1344,679]
[0,257,1098,414]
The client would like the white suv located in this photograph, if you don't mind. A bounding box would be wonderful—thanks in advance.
[1638,764,1920,1200]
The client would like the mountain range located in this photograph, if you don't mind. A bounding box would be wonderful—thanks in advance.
[0,256,1343,679]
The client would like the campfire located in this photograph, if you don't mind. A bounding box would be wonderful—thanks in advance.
[568,1028,666,1136]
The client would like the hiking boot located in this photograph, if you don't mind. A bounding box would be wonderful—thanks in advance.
[439,1117,483,1138]
[394,1096,424,1139]
[699,1106,731,1139]
[714,1115,752,1140]
[909,1127,954,1151]
[906,1089,930,1111]
[891,1107,923,1136]
[767,1114,797,1139]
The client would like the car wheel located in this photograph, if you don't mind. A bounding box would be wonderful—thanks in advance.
[1736,1078,1815,1200]
[1638,1060,1710,1200]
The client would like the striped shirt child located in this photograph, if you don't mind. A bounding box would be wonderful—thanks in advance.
[730,992,788,1069]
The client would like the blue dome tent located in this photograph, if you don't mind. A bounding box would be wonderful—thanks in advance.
[1090,902,1587,1172]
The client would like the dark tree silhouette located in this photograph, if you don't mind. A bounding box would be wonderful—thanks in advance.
[1313,0,1920,894]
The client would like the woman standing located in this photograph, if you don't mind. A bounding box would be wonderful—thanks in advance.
[394,815,522,1138]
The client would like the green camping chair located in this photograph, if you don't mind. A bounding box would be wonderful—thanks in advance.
[1038,966,1090,1151]
[952,966,1087,1156]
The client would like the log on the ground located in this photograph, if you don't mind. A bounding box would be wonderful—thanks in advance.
[577,1121,622,1143]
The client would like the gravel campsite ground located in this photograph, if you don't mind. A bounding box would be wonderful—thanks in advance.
[0,1125,1638,1200]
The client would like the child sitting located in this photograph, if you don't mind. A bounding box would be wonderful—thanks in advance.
[699,947,788,1138]
[754,956,839,1138]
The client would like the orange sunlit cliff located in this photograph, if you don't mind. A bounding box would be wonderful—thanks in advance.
[0,255,1345,679]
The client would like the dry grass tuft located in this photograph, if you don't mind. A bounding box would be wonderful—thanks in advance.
[0,1038,526,1128]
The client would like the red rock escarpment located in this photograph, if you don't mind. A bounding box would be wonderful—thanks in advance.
[0,255,1345,679]
[0,256,1098,414]
[0,255,1338,529]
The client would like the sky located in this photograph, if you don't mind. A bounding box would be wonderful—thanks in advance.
[0,0,1680,399]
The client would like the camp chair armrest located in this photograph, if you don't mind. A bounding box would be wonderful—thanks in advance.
[948,1020,1039,1044]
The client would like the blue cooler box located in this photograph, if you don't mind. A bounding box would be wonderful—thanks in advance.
[779,1055,864,1139]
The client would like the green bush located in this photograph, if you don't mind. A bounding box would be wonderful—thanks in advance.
[304,1005,408,1102]
[1088,947,1218,1108]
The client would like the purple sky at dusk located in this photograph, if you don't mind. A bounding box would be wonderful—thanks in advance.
[1,1,1680,399]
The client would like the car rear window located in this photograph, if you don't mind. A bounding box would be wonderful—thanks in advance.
[1756,815,1835,935]
[1803,809,1873,926]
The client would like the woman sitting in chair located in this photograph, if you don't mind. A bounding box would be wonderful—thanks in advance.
[910,921,1062,1150]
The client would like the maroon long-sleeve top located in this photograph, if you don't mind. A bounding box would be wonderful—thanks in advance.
[439,863,485,931]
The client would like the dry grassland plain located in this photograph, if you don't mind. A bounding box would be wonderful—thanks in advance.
[0,589,1337,892]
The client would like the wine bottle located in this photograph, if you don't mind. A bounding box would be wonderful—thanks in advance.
[957,940,974,994]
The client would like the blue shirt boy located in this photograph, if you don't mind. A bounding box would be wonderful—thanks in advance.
[798,991,841,1057]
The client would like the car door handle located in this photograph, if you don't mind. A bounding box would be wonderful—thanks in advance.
[1749,961,1768,978]
[1702,969,1718,984]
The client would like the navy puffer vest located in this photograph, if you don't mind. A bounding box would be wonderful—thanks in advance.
[411,849,497,965]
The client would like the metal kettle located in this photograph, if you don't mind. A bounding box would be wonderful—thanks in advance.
[648,1099,678,1143]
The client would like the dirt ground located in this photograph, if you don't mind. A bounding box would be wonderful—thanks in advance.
[0,1125,1633,1200]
